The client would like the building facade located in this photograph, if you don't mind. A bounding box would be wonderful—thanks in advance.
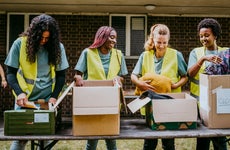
[1,13,230,117]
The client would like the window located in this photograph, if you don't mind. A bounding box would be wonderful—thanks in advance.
[110,14,147,57]
[7,13,39,53]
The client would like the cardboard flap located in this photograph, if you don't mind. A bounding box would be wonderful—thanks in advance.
[52,81,75,109]
[152,99,197,122]
[83,80,114,86]
[73,84,120,115]
[73,87,119,107]
[127,97,151,113]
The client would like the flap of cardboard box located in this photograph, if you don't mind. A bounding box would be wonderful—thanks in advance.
[73,86,120,115]
[83,80,114,86]
[73,87,120,107]
[152,93,197,123]
[127,97,152,113]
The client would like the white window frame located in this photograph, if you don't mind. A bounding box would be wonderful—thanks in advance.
[109,14,147,58]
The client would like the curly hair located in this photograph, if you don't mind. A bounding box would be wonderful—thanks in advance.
[144,24,170,51]
[20,14,61,66]
[197,18,222,40]
[89,26,115,49]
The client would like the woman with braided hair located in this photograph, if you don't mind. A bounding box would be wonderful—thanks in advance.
[74,26,128,150]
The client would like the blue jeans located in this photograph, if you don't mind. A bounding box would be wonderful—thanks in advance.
[143,139,175,150]
[10,140,53,150]
[85,139,117,150]
[10,140,27,150]
[196,137,227,150]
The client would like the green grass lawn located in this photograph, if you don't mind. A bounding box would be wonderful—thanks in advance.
[0,138,213,150]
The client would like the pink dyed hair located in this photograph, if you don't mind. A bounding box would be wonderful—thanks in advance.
[89,26,115,49]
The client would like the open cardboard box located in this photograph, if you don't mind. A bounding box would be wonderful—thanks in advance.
[72,80,121,136]
[128,92,198,130]
[4,82,74,136]
[199,73,230,128]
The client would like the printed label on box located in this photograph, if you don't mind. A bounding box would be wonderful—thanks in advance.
[200,84,209,111]
[216,89,230,114]
[34,113,49,123]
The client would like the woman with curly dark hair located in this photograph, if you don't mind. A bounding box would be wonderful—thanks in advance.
[5,14,69,150]
[188,18,228,150]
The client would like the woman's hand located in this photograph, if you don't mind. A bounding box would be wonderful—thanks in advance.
[49,97,57,105]
[205,54,223,64]
[171,83,178,89]
[171,76,188,89]
[16,93,28,107]
[188,55,222,77]
[131,74,156,92]
[113,76,123,87]
[74,74,83,86]
[137,80,156,92]
[1,79,7,88]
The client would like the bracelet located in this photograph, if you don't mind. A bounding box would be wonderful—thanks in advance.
[197,63,201,67]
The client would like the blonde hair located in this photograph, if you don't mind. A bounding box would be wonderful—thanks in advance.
[144,24,170,51]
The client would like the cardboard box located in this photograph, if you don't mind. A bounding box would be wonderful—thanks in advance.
[3,83,73,136]
[199,74,230,128]
[4,109,55,135]
[72,80,120,136]
[128,93,197,130]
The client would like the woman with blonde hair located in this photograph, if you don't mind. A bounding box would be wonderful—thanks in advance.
[131,24,188,150]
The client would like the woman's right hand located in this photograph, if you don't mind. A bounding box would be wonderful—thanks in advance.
[16,93,28,107]
[1,80,7,88]
[137,80,156,92]
[204,54,223,64]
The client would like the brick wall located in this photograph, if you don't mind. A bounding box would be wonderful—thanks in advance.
[0,14,230,117]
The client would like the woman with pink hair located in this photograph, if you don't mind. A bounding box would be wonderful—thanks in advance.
[74,26,128,150]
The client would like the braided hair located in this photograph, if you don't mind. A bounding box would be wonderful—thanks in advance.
[89,26,115,49]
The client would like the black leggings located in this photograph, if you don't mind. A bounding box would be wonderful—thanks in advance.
[143,138,175,150]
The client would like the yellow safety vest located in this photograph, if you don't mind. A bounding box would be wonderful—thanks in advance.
[190,46,227,100]
[140,48,180,115]
[87,48,122,80]
[16,37,55,98]
[142,48,180,93]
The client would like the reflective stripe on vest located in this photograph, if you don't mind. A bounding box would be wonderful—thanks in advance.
[87,48,122,80]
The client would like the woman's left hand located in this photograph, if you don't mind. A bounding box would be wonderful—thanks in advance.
[171,83,178,89]
[49,97,57,105]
